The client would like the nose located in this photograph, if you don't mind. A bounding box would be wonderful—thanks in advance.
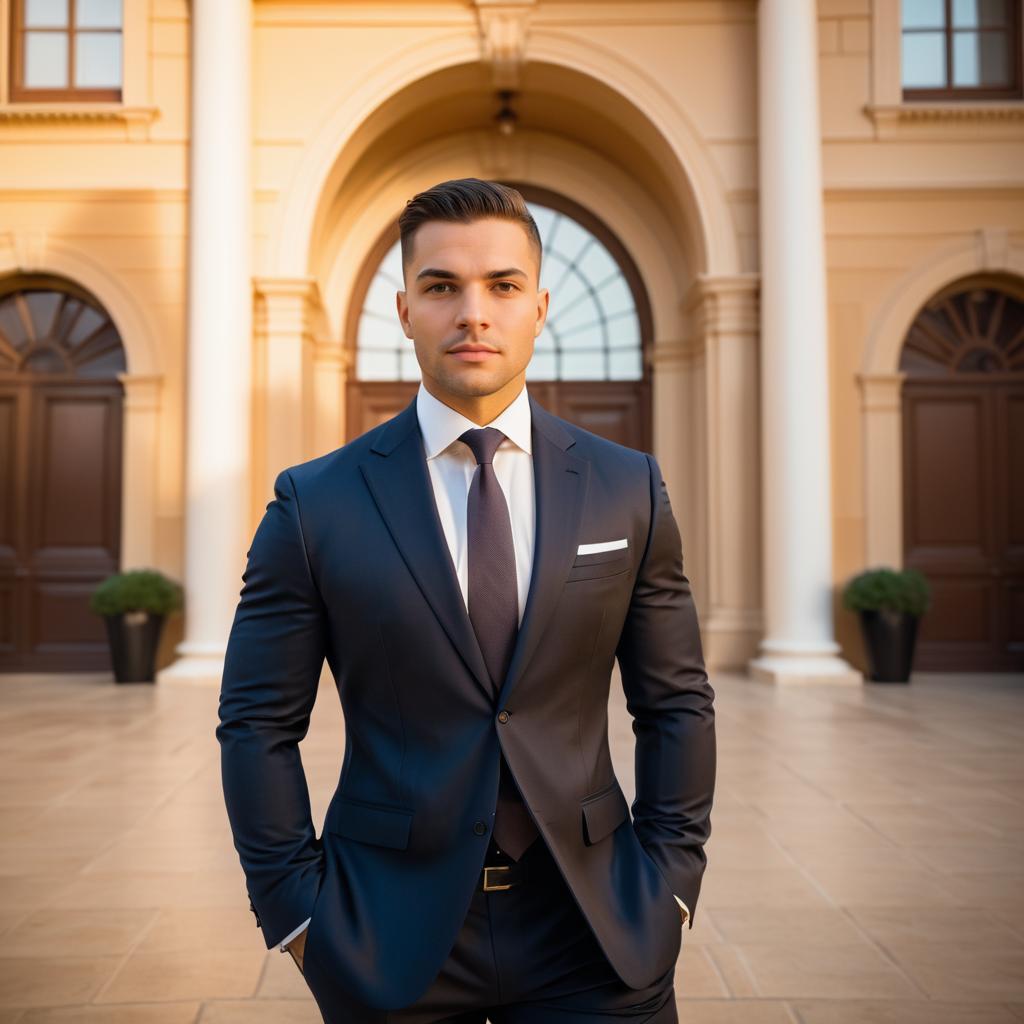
[455,285,489,333]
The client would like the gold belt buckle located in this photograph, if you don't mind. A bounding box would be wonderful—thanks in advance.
[483,865,514,891]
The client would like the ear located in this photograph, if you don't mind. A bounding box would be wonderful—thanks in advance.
[396,289,413,339]
[534,287,550,337]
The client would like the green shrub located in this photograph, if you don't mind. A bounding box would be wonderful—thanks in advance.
[89,569,184,617]
[842,567,931,616]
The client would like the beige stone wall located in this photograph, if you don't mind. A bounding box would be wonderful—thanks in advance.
[1,0,1021,672]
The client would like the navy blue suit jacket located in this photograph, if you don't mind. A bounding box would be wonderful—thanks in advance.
[216,393,716,1010]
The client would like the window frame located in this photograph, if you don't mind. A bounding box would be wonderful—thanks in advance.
[9,0,123,103]
[901,0,1023,102]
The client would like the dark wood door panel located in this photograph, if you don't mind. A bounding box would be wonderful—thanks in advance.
[0,382,121,672]
[903,380,1024,671]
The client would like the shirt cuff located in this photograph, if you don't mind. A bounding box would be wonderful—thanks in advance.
[278,917,311,952]
[673,894,690,926]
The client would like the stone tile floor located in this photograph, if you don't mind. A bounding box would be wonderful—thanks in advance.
[0,667,1021,1022]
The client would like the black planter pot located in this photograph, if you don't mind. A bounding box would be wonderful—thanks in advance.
[104,610,166,683]
[858,609,919,683]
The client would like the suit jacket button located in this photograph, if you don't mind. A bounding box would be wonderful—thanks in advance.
[473,820,488,835]
[497,710,510,723]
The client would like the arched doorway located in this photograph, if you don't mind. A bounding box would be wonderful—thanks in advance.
[900,273,1024,671]
[345,188,653,449]
[0,274,126,672]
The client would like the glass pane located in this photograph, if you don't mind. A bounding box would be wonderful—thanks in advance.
[607,310,641,350]
[25,32,69,87]
[534,326,555,351]
[66,304,105,347]
[75,341,126,377]
[399,348,421,381]
[25,291,62,339]
[902,0,945,28]
[599,275,635,318]
[902,31,947,87]
[23,347,66,374]
[74,31,121,87]
[526,350,556,379]
[77,0,122,29]
[357,311,400,351]
[609,347,642,380]
[25,0,68,28]
[560,350,605,380]
[953,30,1010,85]
[575,241,617,287]
[953,0,1009,28]
[357,348,401,380]
[0,298,30,350]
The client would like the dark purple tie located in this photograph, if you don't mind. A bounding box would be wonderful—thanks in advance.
[459,426,539,861]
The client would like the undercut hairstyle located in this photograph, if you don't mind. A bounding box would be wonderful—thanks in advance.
[398,178,543,285]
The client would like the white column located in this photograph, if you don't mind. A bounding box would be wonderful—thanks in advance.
[748,0,861,686]
[159,0,252,685]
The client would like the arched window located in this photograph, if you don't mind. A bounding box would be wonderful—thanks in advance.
[0,278,127,379]
[899,280,1024,376]
[356,201,643,383]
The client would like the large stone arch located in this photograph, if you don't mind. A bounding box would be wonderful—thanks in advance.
[858,228,1024,566]
[269,33,737,282]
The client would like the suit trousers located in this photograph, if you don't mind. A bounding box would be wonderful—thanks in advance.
[300,834,678,1024]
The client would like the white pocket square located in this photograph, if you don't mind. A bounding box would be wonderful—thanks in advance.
[577,538,628,555]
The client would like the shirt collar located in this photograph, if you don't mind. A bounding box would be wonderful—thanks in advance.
[416,379,533,460]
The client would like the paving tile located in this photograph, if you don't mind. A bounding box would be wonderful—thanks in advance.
[792,1001,1021,1022]
[18,1004,200,1023]
[94,949,266,1003]
[0,956,122,1008]
[2,908,157,957]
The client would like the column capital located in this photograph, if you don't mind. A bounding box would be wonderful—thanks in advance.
[683,273,760,335]
[254,276,324,338]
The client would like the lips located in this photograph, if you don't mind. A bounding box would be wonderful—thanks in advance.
[448,343,499,363]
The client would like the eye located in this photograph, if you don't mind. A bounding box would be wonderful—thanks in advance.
[494,282,519,293]
[425,283,454,293]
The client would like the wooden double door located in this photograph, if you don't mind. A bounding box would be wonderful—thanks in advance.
[903,378,1024,671]
[0,379,123,672]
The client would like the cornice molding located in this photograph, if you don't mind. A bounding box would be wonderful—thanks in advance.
[0,103,159,125]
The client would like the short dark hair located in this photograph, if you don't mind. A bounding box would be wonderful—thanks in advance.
[398,178,542,284]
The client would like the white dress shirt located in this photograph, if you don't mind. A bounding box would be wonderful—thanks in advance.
[278,381,688,951]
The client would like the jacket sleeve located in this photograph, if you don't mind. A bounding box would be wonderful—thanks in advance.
[216,468,327,950]
[616,452,716,929]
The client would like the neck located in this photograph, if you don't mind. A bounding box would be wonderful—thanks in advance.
[422,373,526,426]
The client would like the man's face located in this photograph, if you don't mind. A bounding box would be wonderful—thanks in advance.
[396,217,549,401]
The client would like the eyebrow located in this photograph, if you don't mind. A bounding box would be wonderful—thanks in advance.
[415,266,529,282]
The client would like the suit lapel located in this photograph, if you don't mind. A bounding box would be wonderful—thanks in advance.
[358,392,589,707]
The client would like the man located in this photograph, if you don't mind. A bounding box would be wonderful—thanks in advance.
[217,178,716,1024]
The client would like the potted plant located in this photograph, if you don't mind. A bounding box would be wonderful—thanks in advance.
[842,567,931,683]
[90,569,184,683]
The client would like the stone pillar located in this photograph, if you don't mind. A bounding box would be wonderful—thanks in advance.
[685,275,763,670]
[159,0,252,685]
[253,277,321,502]
[116,372,162,571]
[748,0,861,685]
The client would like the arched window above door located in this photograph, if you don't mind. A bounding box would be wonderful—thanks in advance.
[0,277,126,379]
[355,201,643,383]
[900,279,1024,376]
